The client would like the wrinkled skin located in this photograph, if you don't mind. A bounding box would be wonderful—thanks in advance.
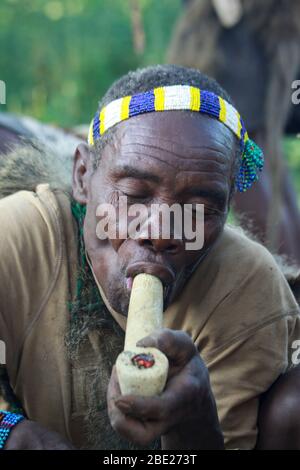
[73,112,234,316]
[72,111,234,449]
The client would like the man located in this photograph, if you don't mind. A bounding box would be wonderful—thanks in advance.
[0,65,299,450]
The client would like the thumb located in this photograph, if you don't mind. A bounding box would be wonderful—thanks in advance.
[136,328,197,369]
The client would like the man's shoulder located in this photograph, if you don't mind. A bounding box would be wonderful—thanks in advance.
[0,184,70,254]
[202,225,299,349]
[165,224,299,352]
[196,224,285,300]
[211,224,298,312]
[0,185,74,324]
[207,223,293,295]
[218,224,276,267]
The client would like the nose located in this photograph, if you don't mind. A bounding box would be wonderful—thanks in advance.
[137,236,183,254]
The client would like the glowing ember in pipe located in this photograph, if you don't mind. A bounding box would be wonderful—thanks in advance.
[131,353,155,369]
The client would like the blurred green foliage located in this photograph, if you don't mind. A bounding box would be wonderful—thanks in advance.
[0,0,181,126]
[284,136,300,201]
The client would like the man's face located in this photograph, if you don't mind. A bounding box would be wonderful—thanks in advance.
[73,111,235,315]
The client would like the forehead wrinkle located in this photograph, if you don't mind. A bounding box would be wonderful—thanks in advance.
[119,150,180,170]
[118,139,232,174]
[120,151,230,176]
[120,141,229,164]
[115,152,230,183]
[120,130,232,153]
[116,118,234,156]
[111,116,235,178]
[120,128,232,152]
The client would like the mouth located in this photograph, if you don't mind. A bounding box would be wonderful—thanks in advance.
[125,261,175,308]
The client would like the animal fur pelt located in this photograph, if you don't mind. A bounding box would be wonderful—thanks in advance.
[0,111,82,157]
[0,140,72,199]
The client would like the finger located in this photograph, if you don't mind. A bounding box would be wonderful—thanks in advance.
[109,393,163,446]
[115,396,161,421]
[112,407,162,446]
[136,328,197,371]
[114,381,186,432]
[115,392,170,423]
[107,367,150,437]
[107,368,141,439]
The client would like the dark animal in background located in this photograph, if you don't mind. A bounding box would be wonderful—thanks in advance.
[168,0,300,266]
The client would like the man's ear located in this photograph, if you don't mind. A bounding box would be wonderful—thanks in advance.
[72,143,94,205]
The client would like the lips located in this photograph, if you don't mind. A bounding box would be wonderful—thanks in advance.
[126,261,175,285]
[125,261,175,307]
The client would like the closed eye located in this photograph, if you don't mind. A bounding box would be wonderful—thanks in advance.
[120,191,151,203]
[185,203,225,217]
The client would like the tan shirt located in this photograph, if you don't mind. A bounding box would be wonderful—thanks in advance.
[0,184,299,449]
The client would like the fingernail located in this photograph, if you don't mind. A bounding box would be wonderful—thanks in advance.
[115,400,132,413]
[136,337,153,347]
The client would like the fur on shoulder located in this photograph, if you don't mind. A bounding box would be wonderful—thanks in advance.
[0,140,72,199]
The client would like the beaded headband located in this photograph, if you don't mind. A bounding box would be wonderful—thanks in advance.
[88,85,264,192]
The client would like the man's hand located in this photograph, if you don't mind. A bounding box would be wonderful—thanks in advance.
[107,328,224,449]
[4,419,75,449]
